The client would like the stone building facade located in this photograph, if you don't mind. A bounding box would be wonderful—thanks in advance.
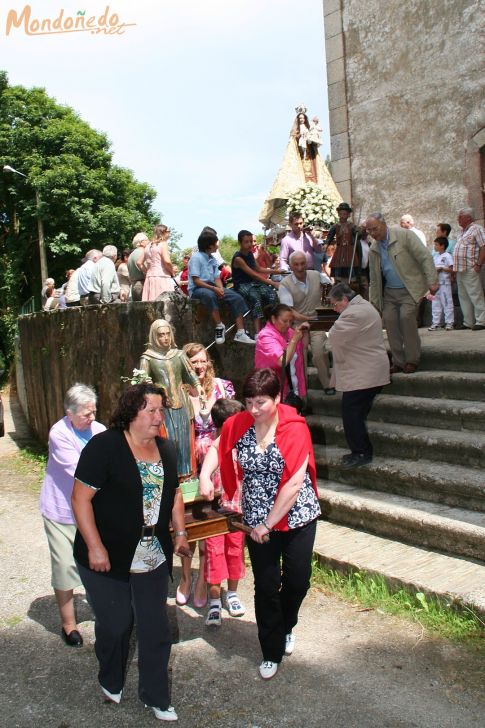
[323,0,485,238]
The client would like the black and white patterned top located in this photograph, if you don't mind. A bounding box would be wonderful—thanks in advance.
[236,425,321,530]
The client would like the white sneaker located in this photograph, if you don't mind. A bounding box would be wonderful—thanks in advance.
[225,593,245,617]
[285,633,296,655]
[259,660,278,680]
[101,686,122,703]
[428,324,442,331]
[146,705,178,721]
[234,329,256,345]
[215,324,226,345]
[205,603,222,627]
[445,324,454,331]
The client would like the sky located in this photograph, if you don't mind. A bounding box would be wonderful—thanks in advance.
[1,0,330,249]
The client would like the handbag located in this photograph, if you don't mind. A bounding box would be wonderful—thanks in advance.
[280,348,304,414]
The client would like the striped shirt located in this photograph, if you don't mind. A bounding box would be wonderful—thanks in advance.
[453,223,485,272]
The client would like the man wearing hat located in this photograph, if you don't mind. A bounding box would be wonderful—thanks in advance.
[326,203,364,294]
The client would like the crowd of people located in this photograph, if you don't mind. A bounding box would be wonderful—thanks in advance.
[37,203,485,721]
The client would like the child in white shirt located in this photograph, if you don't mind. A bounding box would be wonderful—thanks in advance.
[429,237,454,330]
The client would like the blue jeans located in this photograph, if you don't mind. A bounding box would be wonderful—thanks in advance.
[191,286,248,318]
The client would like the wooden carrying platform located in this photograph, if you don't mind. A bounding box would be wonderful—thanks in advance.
[170,495,249,542]
[309,307,339,332]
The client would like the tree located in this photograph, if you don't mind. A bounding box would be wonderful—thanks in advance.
[0,71,162,368]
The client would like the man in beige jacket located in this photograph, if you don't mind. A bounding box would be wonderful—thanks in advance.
[366,213,438,373]
[328,283,390,469]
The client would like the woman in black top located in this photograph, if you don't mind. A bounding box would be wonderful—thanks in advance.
[72,383,190,723]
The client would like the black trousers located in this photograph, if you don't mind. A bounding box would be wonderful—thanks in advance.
[246,519,317,663]
[341,386,382,456]
[77,561,171,709]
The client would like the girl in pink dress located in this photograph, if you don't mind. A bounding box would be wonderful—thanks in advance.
[138,224,175,301]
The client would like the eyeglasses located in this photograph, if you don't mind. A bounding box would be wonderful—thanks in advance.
[330,301,339,309]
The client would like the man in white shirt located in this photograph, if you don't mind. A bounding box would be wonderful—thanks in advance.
[278,251,334,396]
[77,249,102,304]
[88,245,120,304]
[400,214,427,246]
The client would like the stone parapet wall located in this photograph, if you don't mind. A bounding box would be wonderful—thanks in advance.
[16,295,255,443]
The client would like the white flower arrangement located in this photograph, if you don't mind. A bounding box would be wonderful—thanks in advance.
[286,184,339,229]
[121,368,153,385]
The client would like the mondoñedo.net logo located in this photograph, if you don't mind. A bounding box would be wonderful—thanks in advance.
[5,4,136,36]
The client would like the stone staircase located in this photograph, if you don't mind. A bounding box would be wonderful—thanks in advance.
[308,329,485,614]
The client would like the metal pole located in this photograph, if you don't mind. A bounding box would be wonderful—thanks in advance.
[35,188,48,282]
[3,165,48,280]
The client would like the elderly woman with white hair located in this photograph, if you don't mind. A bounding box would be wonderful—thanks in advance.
[39,383,106,646]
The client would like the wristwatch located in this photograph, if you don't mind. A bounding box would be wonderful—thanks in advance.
[174,529,188,537]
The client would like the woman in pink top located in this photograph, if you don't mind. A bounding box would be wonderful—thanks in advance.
[255,303,308,399]
[138,224,175,301]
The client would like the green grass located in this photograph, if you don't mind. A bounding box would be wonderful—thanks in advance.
[312,559,485,649]
[18,443,48,468]
[15,446,47,493]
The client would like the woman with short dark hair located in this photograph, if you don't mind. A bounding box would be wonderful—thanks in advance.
[205,368,320,681]
[71,383,190,721]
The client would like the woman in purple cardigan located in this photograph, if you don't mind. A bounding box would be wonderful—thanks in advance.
[39,383,105,646]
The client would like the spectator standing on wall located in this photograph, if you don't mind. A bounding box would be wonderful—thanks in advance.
[77,250,103,305]
[88,245,120,304]
[128,232,149,301]
[116,249,131,302]
[41,277,55,308]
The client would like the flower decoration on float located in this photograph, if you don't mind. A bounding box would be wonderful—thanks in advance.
[286,183,339,230]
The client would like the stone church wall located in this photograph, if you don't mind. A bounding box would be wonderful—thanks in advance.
[323,0,484,237]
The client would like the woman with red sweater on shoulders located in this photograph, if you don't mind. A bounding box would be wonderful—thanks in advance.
[202,367,320,681]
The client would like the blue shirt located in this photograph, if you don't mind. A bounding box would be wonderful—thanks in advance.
[378,231,405,289]
[188,251,220,295]
[77,260,95,296]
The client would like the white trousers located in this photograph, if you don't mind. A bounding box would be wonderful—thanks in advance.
[431,284,454,326]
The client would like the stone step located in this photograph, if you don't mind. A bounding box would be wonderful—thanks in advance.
[418,331,485,373]
[308,366,485,401]
[308,415,485,469]
[313,445,485,512]
[313,520,485,615]
[317,480,485,562]
[307,389,485,432]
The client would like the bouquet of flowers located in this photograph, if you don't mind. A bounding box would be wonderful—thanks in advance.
[286,184,339,229]
[121,368,153,385]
